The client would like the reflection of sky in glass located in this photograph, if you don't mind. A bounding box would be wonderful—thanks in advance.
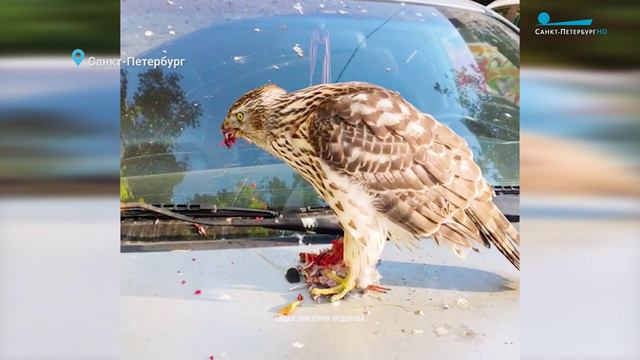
[121,1,519,205]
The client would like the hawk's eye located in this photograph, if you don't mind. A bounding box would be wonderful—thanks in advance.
[236,112,244,122]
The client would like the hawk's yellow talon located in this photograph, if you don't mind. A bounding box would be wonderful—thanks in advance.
[310,284,344,296]
[330,271,355,302]
[309,269,356,302]
[325,271,345,284]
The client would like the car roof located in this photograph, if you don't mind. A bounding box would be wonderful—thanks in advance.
[393,0,490,13]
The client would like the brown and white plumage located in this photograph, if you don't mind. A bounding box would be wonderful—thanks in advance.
[221,82,519,298]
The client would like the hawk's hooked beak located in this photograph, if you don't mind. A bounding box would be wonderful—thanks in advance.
[221,127,238,148]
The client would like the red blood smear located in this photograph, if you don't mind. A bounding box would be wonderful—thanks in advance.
[221,134,237,148]
[299,238,343,267]
[194,289,202,295]
[181,280,186,285]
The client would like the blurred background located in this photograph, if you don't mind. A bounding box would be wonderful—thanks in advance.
[0,0,120,359]
[0,0,638,359]
[519,1,640,359]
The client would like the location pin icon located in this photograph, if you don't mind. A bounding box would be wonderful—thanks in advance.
[72,49,85,66]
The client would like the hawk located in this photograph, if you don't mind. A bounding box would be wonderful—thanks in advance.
[221,82,519,301]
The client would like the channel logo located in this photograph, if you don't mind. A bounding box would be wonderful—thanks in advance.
[536,12,592,26]
[535,12,606,36]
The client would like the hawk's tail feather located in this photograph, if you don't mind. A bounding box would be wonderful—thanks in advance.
[466,200,520,270]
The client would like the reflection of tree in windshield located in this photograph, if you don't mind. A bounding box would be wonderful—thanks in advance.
[434,6,519,184]
[188,177,317,238]
[189,173,322,210]
[120,68,202,203]
[288,173,323,208]
[266,177,289,209]
[434,65,519,184]
[191,181,267,209]
[263,173,323,210]
[434,66,518,139]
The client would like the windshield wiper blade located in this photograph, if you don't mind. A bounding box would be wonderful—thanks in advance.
[120,202,343,235]
[121,202,279,219]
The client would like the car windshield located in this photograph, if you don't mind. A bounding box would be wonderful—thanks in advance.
[120,0,519,212]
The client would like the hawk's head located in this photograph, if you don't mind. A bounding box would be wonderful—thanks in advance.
[221,83,286,148]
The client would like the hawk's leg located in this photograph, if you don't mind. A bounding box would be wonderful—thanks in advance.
[310,269,355,302]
